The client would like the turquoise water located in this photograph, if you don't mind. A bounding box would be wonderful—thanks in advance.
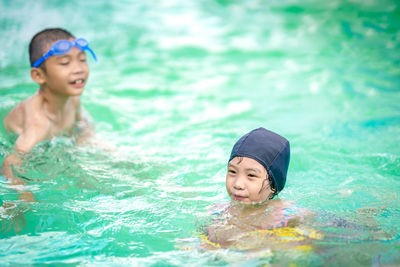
[1,0,400,265]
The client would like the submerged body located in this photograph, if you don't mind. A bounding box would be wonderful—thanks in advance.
[205,200,320,251]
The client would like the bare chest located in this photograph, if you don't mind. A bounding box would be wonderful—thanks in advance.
[47,110,78,137]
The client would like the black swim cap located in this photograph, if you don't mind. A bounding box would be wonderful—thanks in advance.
[229,127,290,193]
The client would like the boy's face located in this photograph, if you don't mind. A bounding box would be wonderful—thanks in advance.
[40,38,90,96]
[226,156,273,204]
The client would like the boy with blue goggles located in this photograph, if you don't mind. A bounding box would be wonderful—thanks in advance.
[2,28,97,214]
[31,37,97,68]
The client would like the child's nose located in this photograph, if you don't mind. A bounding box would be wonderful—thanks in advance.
[72,60,85,74]
[233,176,245,190]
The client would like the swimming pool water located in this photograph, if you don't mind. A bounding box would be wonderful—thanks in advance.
[1,0,400,265]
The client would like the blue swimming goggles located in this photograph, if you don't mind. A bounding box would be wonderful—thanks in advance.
[31,38,97,68]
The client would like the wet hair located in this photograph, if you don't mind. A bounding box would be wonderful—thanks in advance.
[263,173,277,200]
[234,156,277,200]
[29,28,75,67]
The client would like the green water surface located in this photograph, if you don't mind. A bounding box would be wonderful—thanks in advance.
[1,0,400,266]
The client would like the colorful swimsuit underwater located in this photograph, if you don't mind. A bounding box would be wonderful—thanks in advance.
[202,203,324,252]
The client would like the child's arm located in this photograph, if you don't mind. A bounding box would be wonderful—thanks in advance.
[0,129,42,233]
[200,226,222,250]
[1,154,35,203]
[1,111,50,201]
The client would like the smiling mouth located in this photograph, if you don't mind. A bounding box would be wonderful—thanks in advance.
[71,79,84,84]
[232,194,246,200]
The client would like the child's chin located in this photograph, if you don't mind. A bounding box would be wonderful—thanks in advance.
[68,87,85,96]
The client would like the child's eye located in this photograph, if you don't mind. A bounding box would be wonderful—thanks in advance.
[248,174,257,179]
[79,53,87,62]
[60,61,70,66]
[228,169,236,175]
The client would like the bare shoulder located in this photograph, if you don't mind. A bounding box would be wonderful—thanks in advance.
[21,93,49,126]
[3,95,34,134]
[4,93,50,153]
[269,199,310,215]
[269,199,293,209]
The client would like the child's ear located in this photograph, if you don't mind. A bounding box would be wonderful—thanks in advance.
[30,68,46,85]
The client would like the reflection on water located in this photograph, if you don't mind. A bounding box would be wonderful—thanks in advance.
[0,0,400,265]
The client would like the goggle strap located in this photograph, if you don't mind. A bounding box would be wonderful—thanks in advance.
[86,47,97,62]
[32,50,54,68]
